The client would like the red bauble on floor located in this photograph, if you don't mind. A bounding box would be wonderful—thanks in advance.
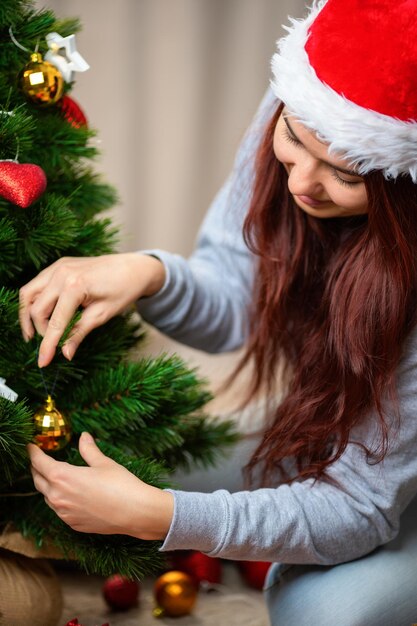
[102,573,140,610]
[170,550,222,586]
[238,560,271,590]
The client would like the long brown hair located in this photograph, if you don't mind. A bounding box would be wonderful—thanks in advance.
[241,104,417,485]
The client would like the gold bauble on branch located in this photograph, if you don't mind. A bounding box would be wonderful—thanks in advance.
[33,395,71,451]
[153,570,198,618]
[19,53,64,106]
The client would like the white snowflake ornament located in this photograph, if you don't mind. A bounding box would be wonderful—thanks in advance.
[0,378,18,402]
[45,32,90,83]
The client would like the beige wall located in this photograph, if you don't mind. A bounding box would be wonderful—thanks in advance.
[39,0,306,255]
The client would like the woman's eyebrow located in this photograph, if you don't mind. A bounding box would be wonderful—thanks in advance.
[283,115,362,178]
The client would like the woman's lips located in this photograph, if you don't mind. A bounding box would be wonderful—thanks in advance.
[295,195,327,207]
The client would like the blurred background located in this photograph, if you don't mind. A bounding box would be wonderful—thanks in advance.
[37,0,306,255]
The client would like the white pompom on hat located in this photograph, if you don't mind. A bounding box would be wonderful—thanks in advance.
[271,0,417,181]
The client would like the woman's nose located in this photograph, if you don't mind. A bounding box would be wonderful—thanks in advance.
[287,156,324,198]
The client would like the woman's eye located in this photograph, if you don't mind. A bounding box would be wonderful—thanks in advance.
[330,169,363,188]
[283,126,301,147]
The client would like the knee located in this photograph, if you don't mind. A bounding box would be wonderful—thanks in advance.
[265,565,341,626]
[264,558,417,626]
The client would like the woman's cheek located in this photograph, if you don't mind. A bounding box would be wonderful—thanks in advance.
[329,186,369,215]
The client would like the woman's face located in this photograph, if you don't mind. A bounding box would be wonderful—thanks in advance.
[273,108,368,218]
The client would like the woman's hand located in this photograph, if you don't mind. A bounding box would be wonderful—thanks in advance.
[19,253,165,367]
[28,432,174,540]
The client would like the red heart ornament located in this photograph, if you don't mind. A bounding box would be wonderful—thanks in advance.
[0,161,47,208]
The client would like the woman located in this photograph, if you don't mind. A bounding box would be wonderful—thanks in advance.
[23,0,417,623]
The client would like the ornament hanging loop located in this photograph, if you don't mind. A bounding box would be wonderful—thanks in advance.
[13,137,19,162]
[9,26,39,54]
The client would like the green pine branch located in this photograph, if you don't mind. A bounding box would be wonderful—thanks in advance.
[67,217,119,257]
[0,398,33,484]
[0,1,35,28]
[63,356,239,469]
[0,286,19,331]
[13,195,79,270]
[48,168,118,221]
[66,356,209,434]
[159,415,240,472]
[0,104,36,160]
[28,115,98,172]
[0,221,19,279]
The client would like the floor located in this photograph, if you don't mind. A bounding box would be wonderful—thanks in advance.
[59,562,269,626]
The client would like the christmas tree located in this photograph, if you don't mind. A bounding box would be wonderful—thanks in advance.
[0,0,237,579]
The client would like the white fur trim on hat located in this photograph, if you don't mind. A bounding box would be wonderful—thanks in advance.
[271,1,417,182]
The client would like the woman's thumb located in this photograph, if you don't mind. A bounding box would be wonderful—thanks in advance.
[78,432,107,466]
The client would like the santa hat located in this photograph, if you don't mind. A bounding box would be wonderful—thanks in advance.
[271,0,417,181]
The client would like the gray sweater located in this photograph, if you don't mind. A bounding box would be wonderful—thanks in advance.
[137,89,417,565]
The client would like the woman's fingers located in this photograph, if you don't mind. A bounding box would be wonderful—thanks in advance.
[37,285,86,367]
[38,301,110,366]
[61,302,109,361]
[31,466,50,497]
[19,259,71,343]
[19,257,105,366]
[19,295,35,341]
[28,442,56,473]
[19,253,157,365]
[26,289,60,339]
[28,445,56,504]
[28,444,68,513]
[19,268,54,341]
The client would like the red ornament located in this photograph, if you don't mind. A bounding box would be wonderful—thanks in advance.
[0,161,47,208]
[102,574,140,611]
[170,550,222,587]
[59,95,88,128]
[238,561,271,590]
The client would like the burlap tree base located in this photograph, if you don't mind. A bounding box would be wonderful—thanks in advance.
[0,526,63,626]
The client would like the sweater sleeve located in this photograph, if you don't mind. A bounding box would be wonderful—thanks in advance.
[159,327,417,565]
[136,88,278,353]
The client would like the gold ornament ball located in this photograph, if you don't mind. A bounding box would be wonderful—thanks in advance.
[153,570,198,618]
[19,53,64,106]
[33,395,71,451]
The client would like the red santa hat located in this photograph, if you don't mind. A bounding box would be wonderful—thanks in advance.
[271,0,417,181]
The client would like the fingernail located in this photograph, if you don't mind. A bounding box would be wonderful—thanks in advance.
[38,354,46,368]
[63,345,73,361]
[82,432,94,443]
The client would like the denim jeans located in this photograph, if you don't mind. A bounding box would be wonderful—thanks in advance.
[264,496,417,626]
